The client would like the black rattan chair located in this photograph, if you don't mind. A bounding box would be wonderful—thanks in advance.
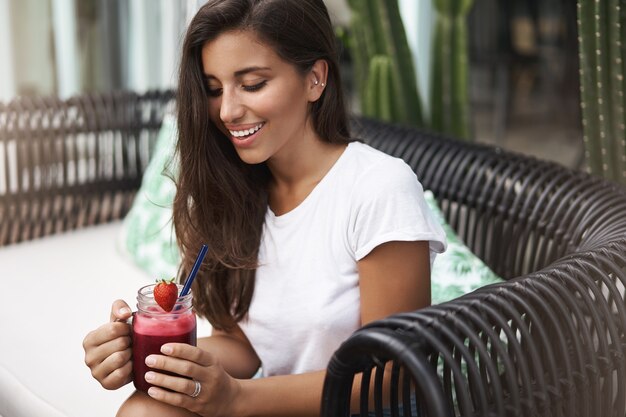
[322,118,626,417]
[0,90,174,245]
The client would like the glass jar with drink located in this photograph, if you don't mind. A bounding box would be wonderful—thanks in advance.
[131,283,197,393]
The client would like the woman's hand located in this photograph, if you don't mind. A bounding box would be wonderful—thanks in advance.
[144,343,241,417]
[82,300,133,390]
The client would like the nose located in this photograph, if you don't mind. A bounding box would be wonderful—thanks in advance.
[219,88,245,123]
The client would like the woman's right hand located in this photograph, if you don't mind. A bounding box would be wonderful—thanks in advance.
[83,300,133,390]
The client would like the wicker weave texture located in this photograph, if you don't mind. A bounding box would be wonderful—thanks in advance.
[0,90,174,246]
[322,118,626,417]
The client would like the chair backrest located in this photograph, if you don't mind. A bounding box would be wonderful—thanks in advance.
[322,118,626,417]
[0,90,175,245]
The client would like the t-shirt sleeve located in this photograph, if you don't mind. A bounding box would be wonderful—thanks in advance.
[349,158,447,261]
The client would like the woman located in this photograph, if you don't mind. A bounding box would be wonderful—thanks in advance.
[83,0,446,415]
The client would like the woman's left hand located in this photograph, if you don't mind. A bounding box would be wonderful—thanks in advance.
[144,343,241,417]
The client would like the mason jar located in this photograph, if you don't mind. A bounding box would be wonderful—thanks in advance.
[131,283,197,393]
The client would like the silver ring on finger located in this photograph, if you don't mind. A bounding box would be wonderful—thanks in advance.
[190,380,202,398]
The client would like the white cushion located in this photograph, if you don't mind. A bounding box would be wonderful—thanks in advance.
[0,222,211,417]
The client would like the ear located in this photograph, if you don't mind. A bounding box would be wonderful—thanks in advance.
[306,59,329,103]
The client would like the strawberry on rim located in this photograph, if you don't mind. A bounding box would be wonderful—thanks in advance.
[153,278,178,312]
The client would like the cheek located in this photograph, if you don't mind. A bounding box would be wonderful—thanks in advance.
[208,100,222,124]
[258,88,308,118]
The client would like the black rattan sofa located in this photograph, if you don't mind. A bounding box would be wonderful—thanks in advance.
[2,91,625,417]
[0,90,174,245]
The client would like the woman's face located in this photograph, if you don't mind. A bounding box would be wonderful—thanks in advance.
[201,30,319,165]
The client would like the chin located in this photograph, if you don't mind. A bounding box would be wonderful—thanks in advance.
[235,149,269,165]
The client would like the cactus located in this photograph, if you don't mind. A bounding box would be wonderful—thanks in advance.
[577,0,626,183]
[347,0,423,126]
[430,0,474,140]
[363,55,396,121]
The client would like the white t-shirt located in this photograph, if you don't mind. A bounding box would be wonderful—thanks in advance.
[238,142,446,377]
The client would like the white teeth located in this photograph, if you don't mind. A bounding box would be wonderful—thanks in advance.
[229,123,264,138]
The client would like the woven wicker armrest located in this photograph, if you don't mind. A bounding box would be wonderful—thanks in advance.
[322,118,626,417]
[0,89,175,246]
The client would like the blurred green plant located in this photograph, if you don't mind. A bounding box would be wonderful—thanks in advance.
[431,0,474,139]
[577,0,626,183]
[347,0,424,126]
[347,0,474,140]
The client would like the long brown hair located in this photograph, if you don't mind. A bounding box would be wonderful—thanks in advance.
[174,0,351,330]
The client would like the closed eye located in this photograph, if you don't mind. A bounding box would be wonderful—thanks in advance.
[206,87,222,97]
[242,81,267,92]
[206,81,267,98]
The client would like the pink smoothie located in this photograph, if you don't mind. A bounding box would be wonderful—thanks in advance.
[132,311,197,393]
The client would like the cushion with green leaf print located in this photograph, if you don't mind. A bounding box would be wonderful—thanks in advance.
[424,190,504,304]
[118,113,180,278]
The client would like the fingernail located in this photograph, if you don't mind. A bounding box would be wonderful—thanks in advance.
[119,307,131,316]
[147,387,158,397]
[145,356,156,366]
[161,345,173,355]
[145,371,155,381]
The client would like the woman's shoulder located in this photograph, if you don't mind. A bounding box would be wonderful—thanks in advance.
[344,141,418,187]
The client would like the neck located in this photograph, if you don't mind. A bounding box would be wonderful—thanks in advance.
[269,143,343,187]
[266,130,348,216]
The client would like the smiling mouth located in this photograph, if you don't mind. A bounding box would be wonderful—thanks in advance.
[228,122,265,139]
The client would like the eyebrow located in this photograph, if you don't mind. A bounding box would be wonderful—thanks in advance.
[204,66,271,80]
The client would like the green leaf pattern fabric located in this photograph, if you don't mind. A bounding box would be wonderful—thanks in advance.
[118,114,180,278]
[424,190,504,304]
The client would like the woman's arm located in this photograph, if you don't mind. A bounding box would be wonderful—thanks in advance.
[351,240,431,411]
[358,240,431,325]
[198,325,261,379]
[145,240,431,417]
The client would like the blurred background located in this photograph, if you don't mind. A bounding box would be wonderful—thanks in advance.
[0,0,584,169]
